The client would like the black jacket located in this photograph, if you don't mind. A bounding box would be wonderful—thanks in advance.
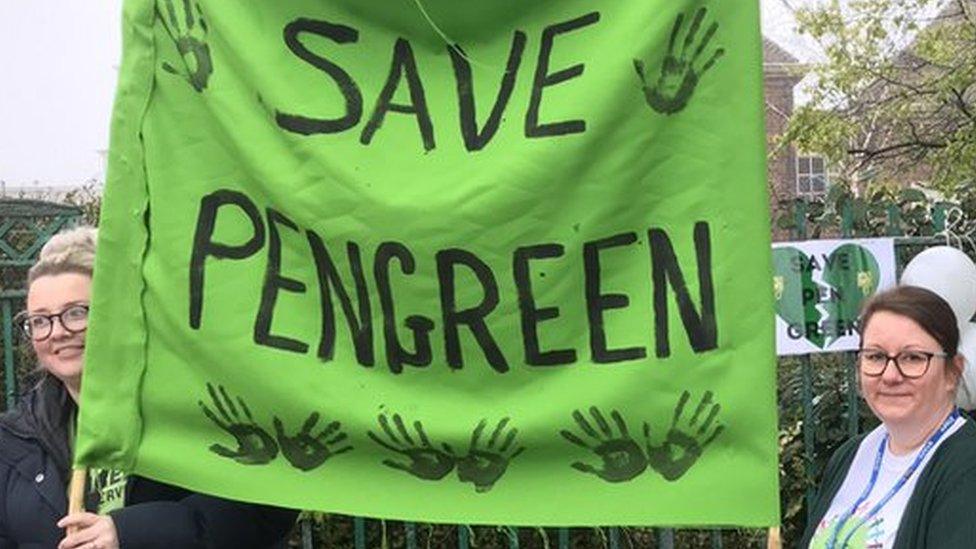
[0,377,297,548]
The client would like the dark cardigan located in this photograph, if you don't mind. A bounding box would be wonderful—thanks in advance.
[800,418,976,548]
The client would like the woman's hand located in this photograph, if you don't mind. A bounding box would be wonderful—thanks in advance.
[57,512,120,549]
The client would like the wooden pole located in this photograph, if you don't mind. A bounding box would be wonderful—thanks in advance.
[66,468,87,534]
[766,526,782,549]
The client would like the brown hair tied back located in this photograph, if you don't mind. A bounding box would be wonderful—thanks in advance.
[860,285,960,357]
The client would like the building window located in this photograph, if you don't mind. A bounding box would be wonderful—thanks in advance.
[796,155,828,195]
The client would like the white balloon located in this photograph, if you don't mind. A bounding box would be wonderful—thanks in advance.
[901,246,976,329]
[956,322,976,409]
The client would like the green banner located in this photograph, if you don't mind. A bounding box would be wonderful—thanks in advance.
[78,0,779,526]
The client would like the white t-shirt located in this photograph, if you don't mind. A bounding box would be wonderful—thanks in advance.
[808,416,965,548]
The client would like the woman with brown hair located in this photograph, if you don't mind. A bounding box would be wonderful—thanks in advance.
[803,285,976,548]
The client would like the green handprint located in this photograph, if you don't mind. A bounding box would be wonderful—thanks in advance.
[368,413,457,481]
[456,418,524,493]
[159,0,213,92]
[644,390,724,481]
[561,407,647,483]
[634,7,725,114]
[274,412,352,472]
[199,383,278,465]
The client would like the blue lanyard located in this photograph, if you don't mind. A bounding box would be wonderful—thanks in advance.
[826,409,960,549]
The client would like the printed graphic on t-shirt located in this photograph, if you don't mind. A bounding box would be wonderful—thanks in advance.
[810,505,886,548]
[89,468,127,514]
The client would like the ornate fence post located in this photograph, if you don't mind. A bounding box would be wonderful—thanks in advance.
[0,199,82,409]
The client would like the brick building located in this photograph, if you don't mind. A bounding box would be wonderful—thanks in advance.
[762,37,808,238]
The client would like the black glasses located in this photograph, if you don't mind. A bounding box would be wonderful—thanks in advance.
[14,304,90,341]
[856,348,947,379]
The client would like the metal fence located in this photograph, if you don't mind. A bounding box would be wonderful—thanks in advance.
[0,199,84,408]
[0,197,956,548]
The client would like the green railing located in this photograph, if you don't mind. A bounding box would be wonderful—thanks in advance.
[295,519,725,548]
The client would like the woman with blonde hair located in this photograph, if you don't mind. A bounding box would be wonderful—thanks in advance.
[0,226,297,548]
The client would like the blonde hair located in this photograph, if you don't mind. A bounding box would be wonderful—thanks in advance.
[26,226,98,284]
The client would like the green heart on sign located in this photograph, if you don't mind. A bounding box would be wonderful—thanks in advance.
[772,247,827,348]
[821,243,880,344]
[771,244,880,349]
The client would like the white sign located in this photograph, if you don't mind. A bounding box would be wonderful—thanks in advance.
[772,238,897,356]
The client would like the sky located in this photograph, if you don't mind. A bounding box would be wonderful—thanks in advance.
[0,2,123,189]
[0,0,812,189]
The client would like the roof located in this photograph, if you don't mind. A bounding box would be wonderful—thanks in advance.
[763,36,804,82]
[763,37,799,65]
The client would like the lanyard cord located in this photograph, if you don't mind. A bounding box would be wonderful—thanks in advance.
[826,409,960,549]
